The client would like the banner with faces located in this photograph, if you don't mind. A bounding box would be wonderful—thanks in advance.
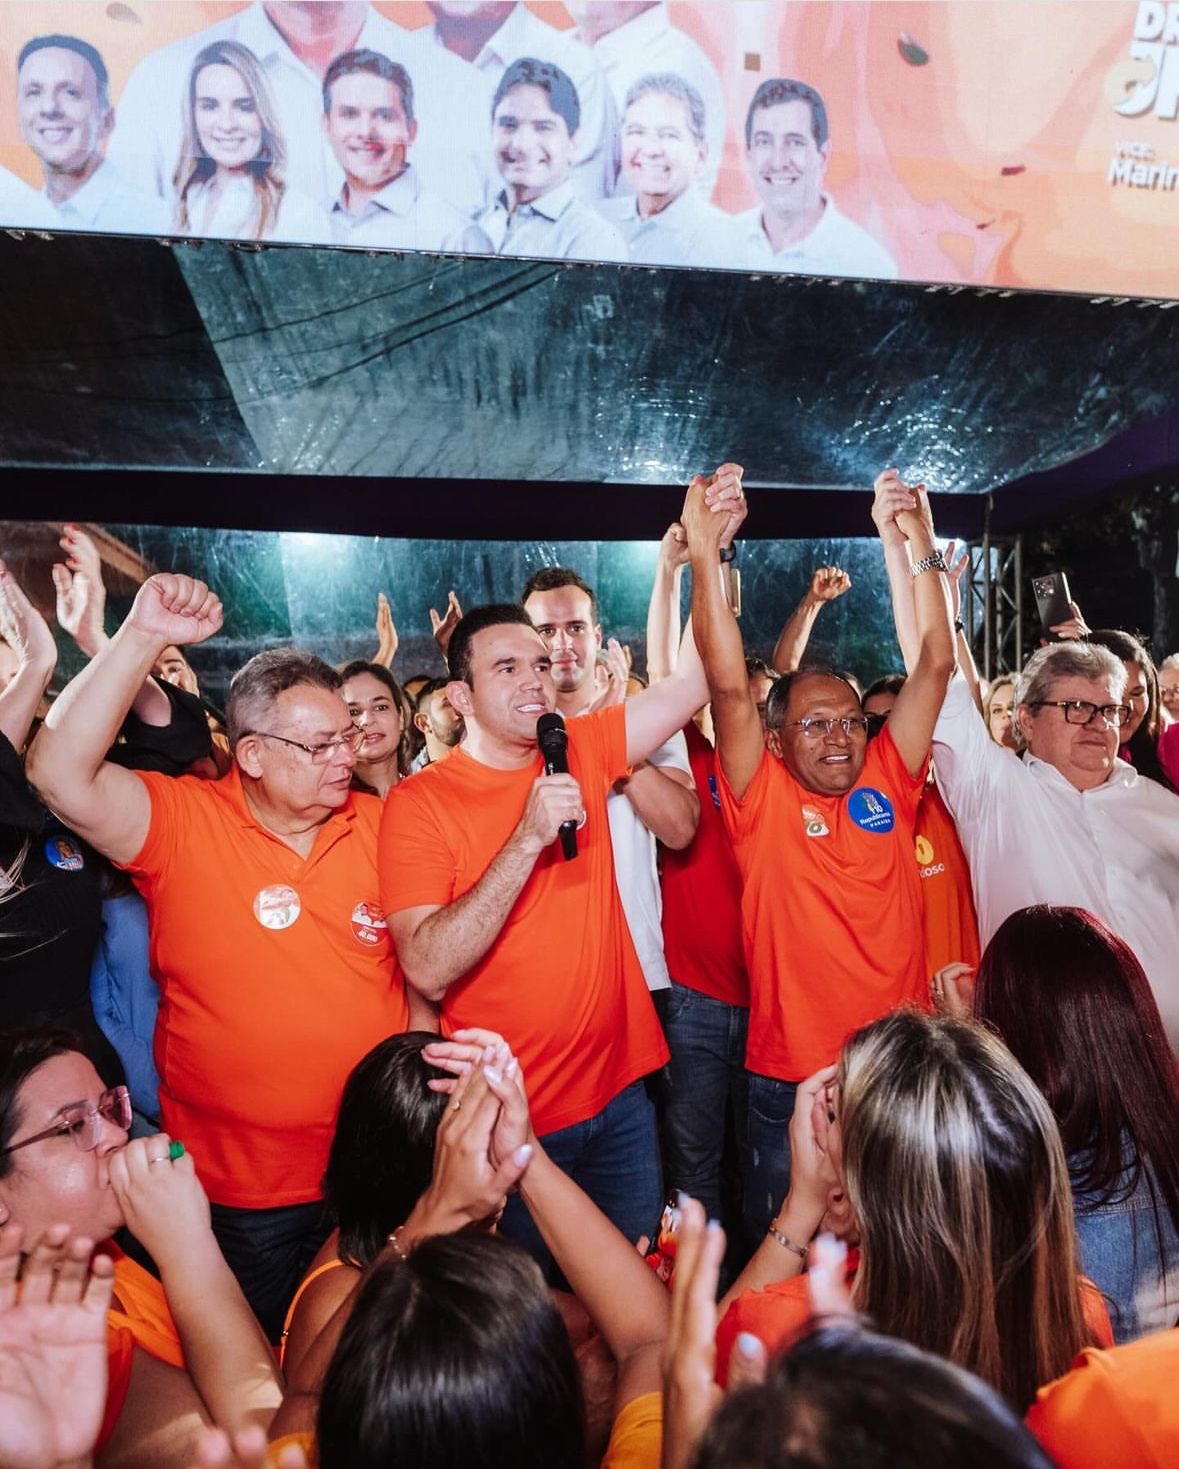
[0,2,1174,297]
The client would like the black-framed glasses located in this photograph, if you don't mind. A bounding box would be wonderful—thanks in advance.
[245,727,365,763]
[1029,700,1130,728]
[781,717,871,739]
[1,1085,131,1156]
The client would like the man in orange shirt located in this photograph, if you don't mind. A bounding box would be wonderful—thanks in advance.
[27,574,413,1339]
[380,474,742,1268]
[684,466,955,1242]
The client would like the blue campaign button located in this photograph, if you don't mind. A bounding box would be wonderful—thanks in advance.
[847,787,895,834]
[44,835,85,871]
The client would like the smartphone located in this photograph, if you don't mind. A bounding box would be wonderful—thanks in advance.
[1032,572,1073,640]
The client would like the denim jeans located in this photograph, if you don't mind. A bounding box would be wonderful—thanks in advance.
[500,1079,663,1281]
[662,982,750,1227]
[1072,1152,1179,1343]
[209,1199,332,1344]
[743,1073,798,1244]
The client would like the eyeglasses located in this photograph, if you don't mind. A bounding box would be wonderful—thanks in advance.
[1,1085,132,1156]
[1029,700,1131,728]
[780,717,871,738]
[246,727,366,763]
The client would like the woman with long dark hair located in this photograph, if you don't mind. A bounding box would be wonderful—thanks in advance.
[971,904,1179,1341]
[1087,629,1175,791]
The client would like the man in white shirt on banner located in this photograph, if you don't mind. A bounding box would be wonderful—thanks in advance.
[108,3,488,224]
[522,566,699,1006]
[17,34,168,236]
[322,49,465,251]
[566,2,724,197]
[932,639,1179,1050]
[461,57,626,261]
[425,2,616,202]
[598,72,733,267]
[734,76,897,281]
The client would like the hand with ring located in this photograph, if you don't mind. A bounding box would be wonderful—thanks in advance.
[930,962,976,1018]
[108,1134,211,1272]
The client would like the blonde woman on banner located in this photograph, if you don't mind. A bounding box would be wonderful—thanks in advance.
[172,39,328,244]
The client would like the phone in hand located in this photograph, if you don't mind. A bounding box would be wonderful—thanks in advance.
[1032,572,1073,640]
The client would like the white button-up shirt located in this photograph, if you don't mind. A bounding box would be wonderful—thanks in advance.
[597,186,735,267]
[734,196,898,280]
[328,163,465,251]
[108,3,488,223]
[933,673,1179,1047]
[42,159,170,235]
[461,179,626,261]
[0,164,55,229]
[425,2,616,203]
[580,1,725,198]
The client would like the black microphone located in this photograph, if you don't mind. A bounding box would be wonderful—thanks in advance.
[536,711,578,861]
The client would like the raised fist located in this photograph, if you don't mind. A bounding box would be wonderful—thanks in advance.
[126,574,223,648]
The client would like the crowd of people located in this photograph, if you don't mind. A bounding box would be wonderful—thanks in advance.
[0,463,1177,1468]
[3,2,897,276]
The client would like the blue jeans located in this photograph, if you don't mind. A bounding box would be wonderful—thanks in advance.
[662,982,750,1227]
[744,1073,798,1244]
[500,1080,663,1281]
[209,1199,332,1344]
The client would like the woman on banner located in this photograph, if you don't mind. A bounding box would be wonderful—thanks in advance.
[173,40,328,244]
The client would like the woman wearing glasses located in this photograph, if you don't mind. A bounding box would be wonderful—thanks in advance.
[0,1029,282,1468]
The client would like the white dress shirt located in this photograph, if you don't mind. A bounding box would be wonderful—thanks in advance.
[178,174,330,243]
[734,196,898,280]
[606,730,692,994]
[0,164,55,229]
[933,673,1179,1048]
[41,159,169,235]
[328,163,465,251]
[425,3,616,203]
[580,1,725,197]
[597,186,734,267]
[461,179,626,261]
[108,3,488,222]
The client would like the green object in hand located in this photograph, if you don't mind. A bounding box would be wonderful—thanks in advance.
[169,1140,185,1161]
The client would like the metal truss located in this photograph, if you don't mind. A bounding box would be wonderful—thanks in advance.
[960,523,1023,681]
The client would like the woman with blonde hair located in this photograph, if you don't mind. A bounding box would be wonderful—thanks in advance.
[173,40,325,243]
[716,1009,1109,1411]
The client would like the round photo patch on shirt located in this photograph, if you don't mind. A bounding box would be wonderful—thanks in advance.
[253,884,301,931]
[847,787,895,834]
[800,804,830,839]
[44,835,85,871]
[351,901,388,947]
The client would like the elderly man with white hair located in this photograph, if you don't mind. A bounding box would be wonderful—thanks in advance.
[931,639,1179,1047]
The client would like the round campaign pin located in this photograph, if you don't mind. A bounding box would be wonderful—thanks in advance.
[44,835,85,871]
[351,900,388,947]
[847,787,895,834]
[253,884,301,931]
[801,804,830,839]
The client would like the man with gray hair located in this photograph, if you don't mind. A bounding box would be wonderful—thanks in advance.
[597,72,734,266]
[932,639,1179,1047]
[27,573,416,1339]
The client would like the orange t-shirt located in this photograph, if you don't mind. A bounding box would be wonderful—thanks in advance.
[98,1246,185,1454]
[717,727,928,1081]
[915,779,981,977]
[122,768,409,1207]
[379,706,668,1135]
[1026,1330,1179,1468]
[715,1263,1115,1386]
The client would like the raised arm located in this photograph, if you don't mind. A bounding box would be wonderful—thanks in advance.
[625,467,747,767]
[872,470,955,777]
[372,592,397,669]
[27,575,223,865]
[0,560,57,754]
[683,466,763,800]
[771,565,852,672]
[645,522,689,684]
[386,772,583,1001]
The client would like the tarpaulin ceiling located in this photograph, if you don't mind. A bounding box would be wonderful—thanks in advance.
[2,232,1178,542]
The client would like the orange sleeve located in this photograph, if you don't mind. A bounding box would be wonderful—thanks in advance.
[1080,1277,1115,1348]
[868,724,928,823]
[714,1274,813,1387]
[379,775,459,915]
[96,1322,134,1455]
[118,768,193,883]
[267,1430,317,1466]
[568,704,630,792]
[714,745,772,845]
[601,1391,662,1469]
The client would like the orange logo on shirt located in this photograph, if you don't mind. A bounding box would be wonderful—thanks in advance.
[915,834,934,865]
[351,901,388,946]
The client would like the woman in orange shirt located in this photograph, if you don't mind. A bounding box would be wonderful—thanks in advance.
[716,1010,1109,1411]
[0,1028,281,1468]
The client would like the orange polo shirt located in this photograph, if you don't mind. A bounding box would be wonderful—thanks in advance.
[717,727,928,1082]
[98,1246,185,1454]
[379,706,668,1135]
[122,768,408,1208]
[915,779,981,978]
